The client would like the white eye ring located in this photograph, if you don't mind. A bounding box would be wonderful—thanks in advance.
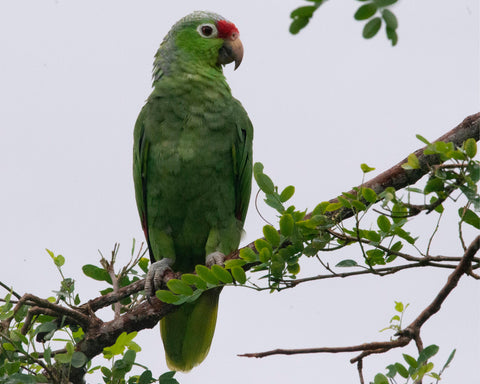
[197,23,218,38]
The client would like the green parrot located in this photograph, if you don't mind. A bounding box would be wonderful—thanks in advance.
[133,11,253,372]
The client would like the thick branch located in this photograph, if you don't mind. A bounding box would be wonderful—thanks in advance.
[316,112,480,222]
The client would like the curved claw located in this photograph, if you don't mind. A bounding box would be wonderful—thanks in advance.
[145,258,174,302]
[205,251,225,268]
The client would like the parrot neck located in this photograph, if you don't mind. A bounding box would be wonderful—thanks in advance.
[152,48,226,86]
[152,63,230,98]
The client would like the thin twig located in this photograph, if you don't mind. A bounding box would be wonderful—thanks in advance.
[239,236,480,363]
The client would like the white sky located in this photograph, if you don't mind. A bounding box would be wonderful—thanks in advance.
[0,0,479,383]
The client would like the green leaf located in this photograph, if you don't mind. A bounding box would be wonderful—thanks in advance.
[354,3,377,20]
[419,344,439,363]
[239,247,258,263]
[464,138,477,158]
[2,342,15,351]
[279,214,295,237]
[385,364,396,378]
[35,321,57,339]
[138,370,154,384]
[264,193,285,213]
[390,241,403,253]
[54,254,65,267]
[338,195,352,208]
[253,162,275,194]
[392,203,407,223]
[361,163,376,173]
[263,225,281,247]
[4,373,37,384]
[71,351,88,368]
[224,259,247,269]
[167,279,194,296]
[373,373,389,384]
[82,264,112,284]
[395,362,409,378]
[416,134,431,145]
[138,257,150,273]
[362,187,377,203]
[231,266,247,284]
[424,178,444,194]
[365,230,381,243]
[211,265,233,284]
[255,238,273,253]
[386,25,398,46]
[195,265,219,285]
[377,215,391,232]
[402,153,420,170]
[259,247,272,263]
[46,248,55,259]
[394,301,404,312]
[159,371,180,384]
[469,162,480,183]
[287,263,300,275]
[458,208,480,229]
[351,200,367,211]
[381,8,398,29]
[373,0,397,6]
[325,202,343,212]
[179,274,205,290]
[363,17,382,38]
[55,352,72,364]
[123,349,137,366]
[280,185,295,202]
[155,290,179,304]
[442,349,456,371]
[290,17,310,34]
[394,227,416,244]
[336,259,359,267]
[366,249,385,265]
[312,201,330,215]
[291,5,317,18]
[403,353,418,368]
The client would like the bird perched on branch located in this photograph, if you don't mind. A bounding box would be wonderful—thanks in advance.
[133,11,253,371]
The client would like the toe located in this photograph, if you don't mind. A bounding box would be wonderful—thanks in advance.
[205,251,225,268]
[145,258,174,301]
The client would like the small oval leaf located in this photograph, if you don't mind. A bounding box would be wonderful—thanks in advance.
[363,17,382,39]
[354,3,377,20]
[263,225,281,247]
[195,265,219,285]
[280,185,295,202]
[231,266,247,284]
[211,265,233,284]
[167,279,194,296]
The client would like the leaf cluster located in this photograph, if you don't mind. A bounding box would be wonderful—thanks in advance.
[372,345,456,384]
[290,0,399,45]
[0,244,170,384]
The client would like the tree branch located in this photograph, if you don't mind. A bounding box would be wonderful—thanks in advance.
[4,113,478,383]
[239,235,480,363]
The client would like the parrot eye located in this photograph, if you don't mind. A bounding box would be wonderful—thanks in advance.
[197,23,218,38]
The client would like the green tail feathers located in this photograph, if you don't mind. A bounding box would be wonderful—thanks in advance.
[160,288,221,372]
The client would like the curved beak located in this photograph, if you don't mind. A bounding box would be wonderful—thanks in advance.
[217,35,244,70]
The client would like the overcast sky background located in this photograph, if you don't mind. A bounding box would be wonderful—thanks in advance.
[0,0,479,383]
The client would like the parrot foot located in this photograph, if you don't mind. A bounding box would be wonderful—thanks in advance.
[205,251,225,268]
[145,258,174,302]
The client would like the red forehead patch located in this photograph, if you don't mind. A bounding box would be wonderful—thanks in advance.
[216,19,239,39]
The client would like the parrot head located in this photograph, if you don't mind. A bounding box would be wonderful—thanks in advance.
[153,11,244,80]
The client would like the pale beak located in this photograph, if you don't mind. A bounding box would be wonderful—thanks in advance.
[217,35,244,70]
